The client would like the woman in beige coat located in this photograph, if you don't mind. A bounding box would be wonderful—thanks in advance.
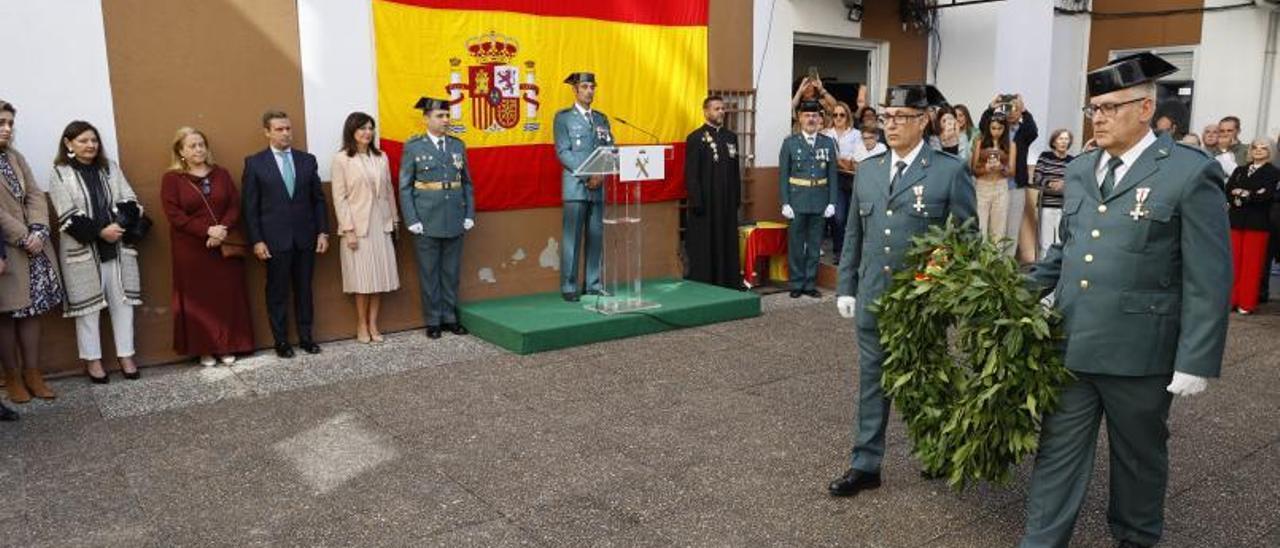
[0,100,61,403]
[331,112,399,342]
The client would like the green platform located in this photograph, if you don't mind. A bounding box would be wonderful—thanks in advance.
[459,279,761,354]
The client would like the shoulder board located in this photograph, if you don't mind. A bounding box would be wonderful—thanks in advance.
[864,149,888,161]
[406,133,425,143]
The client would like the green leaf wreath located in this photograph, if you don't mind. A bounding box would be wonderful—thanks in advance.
[869,218,1072,489]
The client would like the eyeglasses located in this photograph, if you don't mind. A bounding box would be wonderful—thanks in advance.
[877,112,925,126]
[833,112,848,118]
[1082,97,1146,119]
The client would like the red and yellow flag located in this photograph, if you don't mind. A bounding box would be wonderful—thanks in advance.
[373,0,708,211]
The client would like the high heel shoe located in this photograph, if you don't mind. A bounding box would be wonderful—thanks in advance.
[85,361,109,384]
[119,358,141,381]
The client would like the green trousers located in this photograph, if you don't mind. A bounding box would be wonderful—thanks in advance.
[787,212,824,291]
[1020,373,1174,548]
[850,327,891,472]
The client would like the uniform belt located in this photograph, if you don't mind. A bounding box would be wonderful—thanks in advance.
[788,177,827,187]
[414,181,457,191]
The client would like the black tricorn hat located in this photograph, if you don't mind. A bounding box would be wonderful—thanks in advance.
[882,84,947,109]
[414,97,450,112]
[563,72,597,85]
[797,100,823,113]
[1087,52,1177,96]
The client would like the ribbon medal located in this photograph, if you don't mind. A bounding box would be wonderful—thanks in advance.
[1129,187,1151,221]
[912,185,926,213]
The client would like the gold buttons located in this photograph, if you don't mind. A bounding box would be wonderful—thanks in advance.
[1091,229,1101,239]
[1080,280,1090,289]
[1084,254,1094,263]
[884,229,892,236]
[886,210,894,217]
[882,266,891,273]
[1097,204,1107,213]
[883,247,891,253]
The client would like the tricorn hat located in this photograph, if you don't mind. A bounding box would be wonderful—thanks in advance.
[563,72,597,85]
[414,97,450,112]
[1087,52,1177,96]
[796,100,823,113]
[882,84,947,109]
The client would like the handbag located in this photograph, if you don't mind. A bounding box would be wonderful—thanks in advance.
[187,178,247,259]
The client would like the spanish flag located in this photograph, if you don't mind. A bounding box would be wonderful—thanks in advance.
[373,0,709,211]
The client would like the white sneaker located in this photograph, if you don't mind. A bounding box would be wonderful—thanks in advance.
[199,355,216,367]
[220,355,237,365]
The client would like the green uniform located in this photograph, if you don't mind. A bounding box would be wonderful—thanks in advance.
[779,132,839,291]
[553,106,614,295]
[1020,132,1231,547]
[837,142,977,473]
[399,133,475,327]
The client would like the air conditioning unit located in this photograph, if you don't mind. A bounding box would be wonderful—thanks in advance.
[1257,0,1280,12]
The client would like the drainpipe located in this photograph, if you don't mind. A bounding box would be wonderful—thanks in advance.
[1256,10,1279,138]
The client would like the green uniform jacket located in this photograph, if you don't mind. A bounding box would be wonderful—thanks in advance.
[837,145,977,330]
[553,107,614,203]
[778,133,840,214]
[1030,132,1231,378]
[398,134,476,239]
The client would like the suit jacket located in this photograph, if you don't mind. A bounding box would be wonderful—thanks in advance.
[331,151,397,238]
[554,106,614,203]
[241,148,328,252]
[837,145,977,330]
[398,134,475,239]
[1030,133,1231,378]
[778,133,840,214]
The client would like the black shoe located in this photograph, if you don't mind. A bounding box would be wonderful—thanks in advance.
[828,468,881,497]
[562,292,580,302]
[0,402,16,422]
[119,358,141,380]
[426,326,442,339]
[789,290,802,298]
[299,342,322,355]
[275,344,295,359]
[444,323,469,336]
[85,362,110,384]
[804,289,822,298]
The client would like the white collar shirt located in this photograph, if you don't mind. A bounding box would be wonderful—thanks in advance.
[1096,130,1156,187]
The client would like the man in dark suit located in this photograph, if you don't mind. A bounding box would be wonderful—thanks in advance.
[242,110,329,358]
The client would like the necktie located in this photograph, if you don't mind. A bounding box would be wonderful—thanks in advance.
[889,160,907,194]
[1099,156,1123,198]
[277,151,296,198]
[806,136,815,147]
[434,137,445,154]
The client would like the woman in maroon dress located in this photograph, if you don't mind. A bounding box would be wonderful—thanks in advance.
[160,127,254,365]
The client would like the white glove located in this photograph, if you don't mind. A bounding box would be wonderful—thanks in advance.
[463,218,475,231]
[823,204,836,218]
[836,296,856,319]
[407,222,424,235]
[1166,372,1208,396]
[781,204,795,220]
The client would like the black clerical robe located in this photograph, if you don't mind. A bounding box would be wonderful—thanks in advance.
[683,124,742,288]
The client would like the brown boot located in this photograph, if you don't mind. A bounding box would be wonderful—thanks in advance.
[4,369,30,404]
[22,369,54,400]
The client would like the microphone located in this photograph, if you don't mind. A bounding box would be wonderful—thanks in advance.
[613,116,662,144]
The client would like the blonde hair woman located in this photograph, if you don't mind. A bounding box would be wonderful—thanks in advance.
[160,127,255,366]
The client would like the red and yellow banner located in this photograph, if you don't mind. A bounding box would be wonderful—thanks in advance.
[373,0,708,211]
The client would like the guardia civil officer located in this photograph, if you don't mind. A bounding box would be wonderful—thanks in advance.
[779,100,838,298]
[829,84,977,497]
[1019,52,1231,548]
[553,72,614,302]
[399,97,475,339]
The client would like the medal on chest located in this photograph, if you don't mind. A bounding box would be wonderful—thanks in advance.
[451,153,464,178]
[912,185,926,213]
[595,125,611,144]
[726,143,737,159]
[704,131,719,162]
[1129,187,1150,221]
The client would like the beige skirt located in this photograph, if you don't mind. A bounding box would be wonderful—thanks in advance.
[340,201,400,294]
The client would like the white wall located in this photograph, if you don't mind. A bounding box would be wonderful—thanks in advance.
[752,0,864,168]
[1045,12,1090,149]
[930,3,999,114]
[1194,3,1280,143]
[298,0,379,180]
[0,0,119,189]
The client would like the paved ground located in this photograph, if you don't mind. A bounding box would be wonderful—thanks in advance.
[1,291,1277,547]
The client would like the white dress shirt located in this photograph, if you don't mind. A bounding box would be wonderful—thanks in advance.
[891,139,926,172]
[270,146,293,179]
[1095,130,1156,187]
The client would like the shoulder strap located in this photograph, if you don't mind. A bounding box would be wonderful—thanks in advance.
[185,176,219,224]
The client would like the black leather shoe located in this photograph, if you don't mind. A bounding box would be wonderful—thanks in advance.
[299,342,322,355]
[828,468,881,497]
[0,402,18,422]
[426,326,442,339]
[562,292,580,302]
[444,323,469,336]
[275,344,295,359]
[804,289,822,298]
[789,290,802,298]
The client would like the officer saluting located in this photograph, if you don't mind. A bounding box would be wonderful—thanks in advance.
[553,72,614,302]
[399,97,475,339]
[1019,53,1231,548]
[779,100,838,298]
[829,84,977,497]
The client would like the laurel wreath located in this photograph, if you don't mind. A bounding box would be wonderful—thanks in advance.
[869,218,1073,489]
